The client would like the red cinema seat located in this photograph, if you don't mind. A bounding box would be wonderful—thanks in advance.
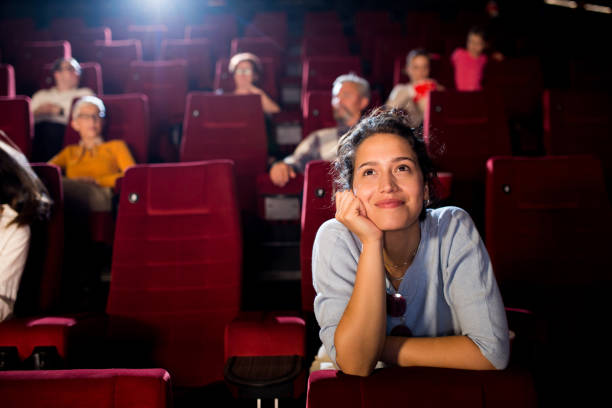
[301,36,350,60]
[184,24,232,60]
[0,369,172,408]
[106,160,242,387]
[127,25,168,61]
[307,367,536,408]
[485,155,612,307]
[48,17,86,38]
[125,60,188,162]
[161,38,214,90]
[180,93,268,213]
[64,93,150,164]
[202,12,238,39]
[0,18,37,65]
[101,16,130,41]
[213,57,279,101]
[15,41,71,96]
[80,40,143,94]
[0,162,67,364]
[371,35,425,95]
[0,96,33,159]
[244,11,288,50]
[303,12,343,37]
[424,90,510,232]
[302,91,335,139]
[301,56,362,109]
[69,27,113,62]
[353,11,402,64]
[39,61,103,95]
[0,64,16,97]
[542,89,612,189]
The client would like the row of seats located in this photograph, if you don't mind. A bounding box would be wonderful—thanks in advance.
[1,152,607,402]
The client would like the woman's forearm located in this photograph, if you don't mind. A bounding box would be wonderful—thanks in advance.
[334,240,387,376]
[381,335,496,370]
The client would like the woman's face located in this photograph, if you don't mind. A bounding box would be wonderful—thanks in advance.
[467,33,485,57]
[71,103,103,143]
[352,133,428,232]
[406,55,430,83]
[233,60,255,89]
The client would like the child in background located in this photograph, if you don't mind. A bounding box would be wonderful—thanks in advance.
[386,49,444,128]
[451,26,488,91]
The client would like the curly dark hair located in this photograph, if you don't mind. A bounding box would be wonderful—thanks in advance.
[332,107,437,220]
[0,138,51,227]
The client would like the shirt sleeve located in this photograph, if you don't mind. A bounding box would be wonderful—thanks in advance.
[312,220,361,365]
[283,130,321,173]
[441,208,510,369]
[97,141,136,188]
[0,221,30,322]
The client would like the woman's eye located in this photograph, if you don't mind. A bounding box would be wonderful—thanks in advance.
[397,165,411,172]
[363,169,375,176]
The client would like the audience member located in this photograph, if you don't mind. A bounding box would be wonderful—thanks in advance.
[269,73,370,187]
[451,26,488,91]
[30,58,94,162]
[0,133,51,321]
[311,107,509,375]
[386,49,444,128]
[229,52,280,115]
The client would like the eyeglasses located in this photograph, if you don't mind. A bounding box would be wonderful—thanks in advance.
[386,292,413,337]
[76,113,103,121]
[235,68,253,75]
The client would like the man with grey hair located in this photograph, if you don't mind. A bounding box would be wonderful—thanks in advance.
[269,73,370,187]
[30,57,93,161]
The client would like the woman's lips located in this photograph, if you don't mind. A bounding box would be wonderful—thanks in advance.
[375,199,404,208]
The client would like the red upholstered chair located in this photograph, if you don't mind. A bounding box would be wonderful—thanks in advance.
[14,41,71,96]
[126,60,188,162]
[0,162,68,365]
[301,56,362,110]
[244,11,288,50]
[301,36,350,60]
[424,90,510,232]
[0,64,16,97]
[80,40,142,94]
[542,89,612,189]
[213,57,279,101]
[0,96,33,159]
[161,38,214,90]
[180,93,267,213]
[485,155,612,308]
[0,369,172,408]
[302,91,335,139]
[127,25,167,61]
[184,25,232,60]
[307,367,537,408]
[303,12,343,37]
[39,61,104,95]
[49,25,112,62]
[105,160,242,387]
[0,18,37,65]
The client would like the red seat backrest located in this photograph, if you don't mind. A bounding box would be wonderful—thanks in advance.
[107,160,242,387]
[0,96,33,159]
[14,163,64,316]
[184,24,232,59]
[301,56,362,109]
[80,40,142,94]
[302,91,335,139]
[126,25,168,61]
[0,64,16,97]
[244,11,288,50]
[0,368,172,408]
[301,36,350,59]
[15,41,71,95]
[161,38,214,90]
[485,155,612,291]
[39,61,103,95]
[300,160,336,313]
[64,93,150,164]
[180,93,268,213]
[125,60,188,127]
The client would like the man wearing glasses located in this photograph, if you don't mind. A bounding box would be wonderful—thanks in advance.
[30,58,93,161]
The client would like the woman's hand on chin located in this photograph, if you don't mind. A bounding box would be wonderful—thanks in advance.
[335,190,382,244]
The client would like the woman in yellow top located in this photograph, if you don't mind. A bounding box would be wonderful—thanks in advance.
[49,96,135,213]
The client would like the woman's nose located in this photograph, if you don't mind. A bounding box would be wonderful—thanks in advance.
[378,170,397,192]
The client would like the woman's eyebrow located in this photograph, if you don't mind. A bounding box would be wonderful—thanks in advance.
[356,157,416,170]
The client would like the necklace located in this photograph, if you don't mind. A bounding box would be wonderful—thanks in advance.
[383,244,419,282]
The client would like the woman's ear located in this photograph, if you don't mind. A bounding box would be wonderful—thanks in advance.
[70,118,80,132]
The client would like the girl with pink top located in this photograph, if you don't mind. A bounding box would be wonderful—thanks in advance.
[451,26,488,91]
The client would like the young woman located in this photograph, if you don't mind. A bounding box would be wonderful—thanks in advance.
[312,108,509,376]
[229,52,280,115]
[0,135,51,321]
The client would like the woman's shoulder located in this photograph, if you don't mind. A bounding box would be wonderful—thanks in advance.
[317,218,351,239]
[424,206,477,235]
[103,139,129,150]
[0,205,30,237]
[315,218,359,249]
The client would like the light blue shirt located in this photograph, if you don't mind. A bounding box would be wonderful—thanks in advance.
[312,206,510,369]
